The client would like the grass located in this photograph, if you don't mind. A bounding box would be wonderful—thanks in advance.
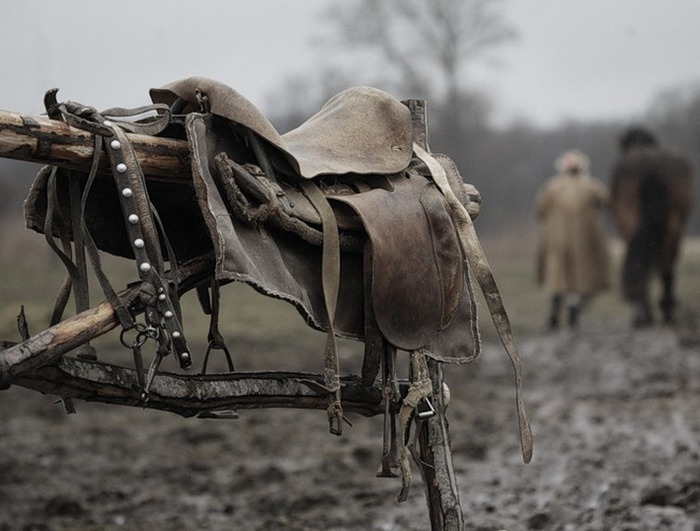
[477,234,700,339]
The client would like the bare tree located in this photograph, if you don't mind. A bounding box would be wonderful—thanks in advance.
[266,0,516,147]
[327,0,517,104]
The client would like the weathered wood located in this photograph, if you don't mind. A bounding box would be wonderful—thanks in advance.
[14,356,390,418]
[0,101,469,528]
[0,110,191,182]
[416,361,464,530]
[0,253,214,389]
[0,296,135,390]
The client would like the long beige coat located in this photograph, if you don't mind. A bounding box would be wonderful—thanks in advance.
[536,172,612,296]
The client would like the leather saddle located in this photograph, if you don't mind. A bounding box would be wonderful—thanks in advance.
[165,79,480,359]
[24,78,531,493]
[26,77,480,363]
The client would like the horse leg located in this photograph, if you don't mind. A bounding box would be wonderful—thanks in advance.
[633,298,654,328]
[658,213,686,324]
[630,261,653,328]
[659,244,678,324]
[548,294,563,329]
[659,270,676,323]
[624,251,654,328]
[567,294,588,329]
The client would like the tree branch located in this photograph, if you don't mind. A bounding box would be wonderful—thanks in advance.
[0,110,191,183]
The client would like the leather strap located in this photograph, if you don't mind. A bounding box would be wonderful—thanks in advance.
[103,123,192,369]
[48,94,192,369]
[43,167,80,324]
[396,349,433,502]
[44,89,171,137]
[413,143,533,464]
[299,179,344,436]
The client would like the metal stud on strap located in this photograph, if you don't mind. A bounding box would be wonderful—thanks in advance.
[103,121,192,370]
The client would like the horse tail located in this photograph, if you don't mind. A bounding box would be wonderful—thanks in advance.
[622,169,669,300]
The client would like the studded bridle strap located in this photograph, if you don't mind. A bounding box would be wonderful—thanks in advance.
[43,90,192,370]
[77,133,135,331]
[103,122,192,369]
[41,95,134,331]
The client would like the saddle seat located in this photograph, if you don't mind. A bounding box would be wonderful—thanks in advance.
[150,77,481,361]
[150,76,415,178]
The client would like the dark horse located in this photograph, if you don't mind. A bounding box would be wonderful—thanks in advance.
[610,127,695,326]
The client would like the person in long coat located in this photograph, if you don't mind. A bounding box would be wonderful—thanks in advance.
[536,149,612,328]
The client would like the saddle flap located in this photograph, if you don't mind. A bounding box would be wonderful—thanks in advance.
[331,173,463,350]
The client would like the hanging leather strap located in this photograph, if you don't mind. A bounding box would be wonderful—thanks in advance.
[103,122,192,369]
[79,134,135,330]
[413,143,533,465]
[299,179,344,436]
[396,349,433,502]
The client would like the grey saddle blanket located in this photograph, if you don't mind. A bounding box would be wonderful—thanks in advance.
[25,77,480,363]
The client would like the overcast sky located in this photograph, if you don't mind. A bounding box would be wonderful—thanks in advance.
[1,0,699,128]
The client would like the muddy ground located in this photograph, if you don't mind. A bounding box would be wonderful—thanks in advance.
[1,302,700,530]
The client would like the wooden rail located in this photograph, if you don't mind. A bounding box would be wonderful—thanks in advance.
[0,109,190,182]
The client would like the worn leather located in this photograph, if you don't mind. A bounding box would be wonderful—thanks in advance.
[184,110,478,363]
[331,173,463,350]
[25,77,480,364]
[151,77,414,179]
[281,86,414,177]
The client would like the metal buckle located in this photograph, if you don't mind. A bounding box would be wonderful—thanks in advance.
[416,397,436,419]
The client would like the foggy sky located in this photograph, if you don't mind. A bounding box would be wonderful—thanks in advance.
[1,0,699,128]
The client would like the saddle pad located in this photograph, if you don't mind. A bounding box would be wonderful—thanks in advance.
[330,174,463,350]
[24,165,212,263]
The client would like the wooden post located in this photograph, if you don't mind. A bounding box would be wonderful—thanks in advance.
[417,360,464,530]
[13,356,390,418]
[0,109,481,221]
[403,98,465,530]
